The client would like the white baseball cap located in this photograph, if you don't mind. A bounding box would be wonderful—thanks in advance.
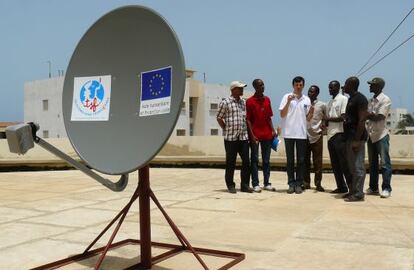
[230,81,247,90]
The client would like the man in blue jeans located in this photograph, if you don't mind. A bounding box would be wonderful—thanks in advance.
[343,76,368,202]
[365,77,392,198]
[279,76,312,194]
[246,79,277,193]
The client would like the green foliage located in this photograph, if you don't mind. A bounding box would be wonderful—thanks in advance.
[396,114,414,134]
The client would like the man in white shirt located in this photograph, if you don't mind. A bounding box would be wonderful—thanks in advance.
[304,85,326,192]
[365,77,392,198]
[325,81,353,194]
[279,76,311,194]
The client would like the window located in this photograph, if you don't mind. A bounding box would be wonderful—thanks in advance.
[210,129,219,136]
[181,101,186,111]
[190,123,194,136]
[176,129,186,136]
[210,103,218,111]
[42,99,49,111]
[189,97,194,118]
[43,130,49,138]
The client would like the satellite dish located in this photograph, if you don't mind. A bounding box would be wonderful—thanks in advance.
[62,5,186,175]
[13,7,244,269]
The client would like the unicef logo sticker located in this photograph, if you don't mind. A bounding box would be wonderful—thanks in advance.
[71,75,112,121]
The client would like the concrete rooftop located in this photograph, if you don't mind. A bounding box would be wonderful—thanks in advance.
[0,168,413,270]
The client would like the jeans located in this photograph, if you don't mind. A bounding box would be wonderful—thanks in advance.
[284,138,307,187]
[224,140,250,190]
[250,139,272,187]
[346,139,366,198]
[304,136,323,187]
[368,135,392,191]
[328,133,353,191]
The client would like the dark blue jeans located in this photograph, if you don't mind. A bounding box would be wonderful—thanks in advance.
[250,139,272,187]
[284,138,307,187]
[224,140,250,190]
[368,135,392,191]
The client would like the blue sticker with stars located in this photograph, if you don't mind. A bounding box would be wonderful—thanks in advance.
[141,67,171,101]
[139,66,172,117]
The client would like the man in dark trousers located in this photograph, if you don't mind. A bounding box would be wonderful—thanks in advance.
[325,81,353,194]
[217,81,252,194]
[342,77,368,202]
[304,85,326,192]
[246,79,277,193]
[366,77,393,198]
[279,76,312,194]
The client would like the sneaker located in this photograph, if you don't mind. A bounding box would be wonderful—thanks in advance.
[380,190,391,198]
[228,187,237,194]
[253,186,262,193]
[295,185,303,194]
[287,186,295,194]
[263,184,276,192]
[315,185,325,192]
[366,187,379,195]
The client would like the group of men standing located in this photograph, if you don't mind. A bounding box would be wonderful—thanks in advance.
[216,76,392,202]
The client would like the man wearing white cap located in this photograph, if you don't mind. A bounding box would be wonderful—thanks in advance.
[217,81,252,193]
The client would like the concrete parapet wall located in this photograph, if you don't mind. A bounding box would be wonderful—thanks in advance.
[0,135,414,170]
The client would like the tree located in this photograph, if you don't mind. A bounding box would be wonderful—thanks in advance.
[396,114,414,134]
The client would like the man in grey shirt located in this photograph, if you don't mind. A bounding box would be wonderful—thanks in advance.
[304,85,326,192]
[365,77,392,198]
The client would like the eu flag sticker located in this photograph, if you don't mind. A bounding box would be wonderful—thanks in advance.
[139,66,172,117]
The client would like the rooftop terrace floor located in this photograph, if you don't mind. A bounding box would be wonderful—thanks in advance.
[0,168,413,269]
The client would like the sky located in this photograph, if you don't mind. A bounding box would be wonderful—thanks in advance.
[0,0,413,121]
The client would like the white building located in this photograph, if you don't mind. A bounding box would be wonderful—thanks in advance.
[386,108,408,134]
[24,77,66,138]
[24,70,253,138]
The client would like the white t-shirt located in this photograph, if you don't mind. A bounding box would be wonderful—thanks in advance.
[279,93,311,139]
[327,93,348,141]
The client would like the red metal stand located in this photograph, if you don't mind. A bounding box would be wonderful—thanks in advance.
[30,166,245,270]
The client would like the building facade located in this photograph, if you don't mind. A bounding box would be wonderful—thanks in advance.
[24,71,253,138]
[24,77,66,138]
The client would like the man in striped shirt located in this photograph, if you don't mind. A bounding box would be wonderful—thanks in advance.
[217,81,252,194]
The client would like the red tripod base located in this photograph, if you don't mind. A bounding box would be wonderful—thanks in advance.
[30,166,245,270]
[31,239,245,270]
